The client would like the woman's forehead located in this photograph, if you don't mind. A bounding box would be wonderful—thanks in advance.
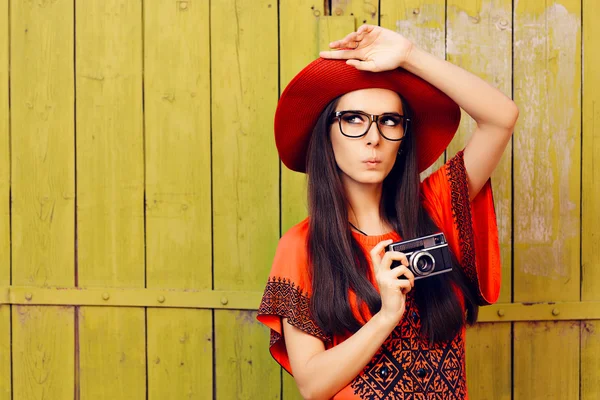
[336,88,403,113]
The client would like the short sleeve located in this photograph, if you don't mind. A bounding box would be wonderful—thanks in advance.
[256,218,331,374]
[420,150,501,305]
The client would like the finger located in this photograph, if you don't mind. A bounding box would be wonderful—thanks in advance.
[370,239,394,270]
[319,49,360,60]
[395,279,412,294]
[390,265,415,288]
[346,59,377,71]
[329,31,360,49]
[380,250,409,271]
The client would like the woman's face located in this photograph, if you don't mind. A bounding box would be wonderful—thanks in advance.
[330,88,405,186]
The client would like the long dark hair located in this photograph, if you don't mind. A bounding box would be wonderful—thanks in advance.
[306,96,479,343]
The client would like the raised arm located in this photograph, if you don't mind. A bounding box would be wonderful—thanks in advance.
[320,25,519,200]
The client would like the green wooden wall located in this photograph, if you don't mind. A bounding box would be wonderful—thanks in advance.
[0,0,598,399]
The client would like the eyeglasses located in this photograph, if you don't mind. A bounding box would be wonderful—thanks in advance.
[330,110,410,141]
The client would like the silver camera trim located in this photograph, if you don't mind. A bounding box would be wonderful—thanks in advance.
[409,251,436,276]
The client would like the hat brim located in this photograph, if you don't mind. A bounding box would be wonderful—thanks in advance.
[274,57,461,173]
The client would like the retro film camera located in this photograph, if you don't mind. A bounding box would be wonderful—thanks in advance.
[386,232,452,280]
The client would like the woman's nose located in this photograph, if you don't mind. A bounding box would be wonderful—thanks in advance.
[365,121,380,145]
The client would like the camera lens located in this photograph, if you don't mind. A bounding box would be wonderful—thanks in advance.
[411,251,435,275]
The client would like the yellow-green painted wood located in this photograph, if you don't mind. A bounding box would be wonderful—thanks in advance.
[279,1,326,397]
[465,323,511,400]
[445,2,513,397]
[280,0,323,234]
[331,0,377,26]
[318,16,356,52]
[78,306,145,399]
[215,310,280,400]
[10,0,75,398]
[582,1,600,398]
[211,0,280,398]
[144,1,213,398]
[76,1,145,398]
[514,321,580,399]
[513,1,581,399]
[380,0,446,178]
[12,306,74,400]
[513,0,581,304]
[0,0,9,398]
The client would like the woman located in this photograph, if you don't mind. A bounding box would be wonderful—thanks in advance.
[257,24,518,400]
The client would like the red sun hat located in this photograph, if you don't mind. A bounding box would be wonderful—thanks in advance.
[274,57,461,173]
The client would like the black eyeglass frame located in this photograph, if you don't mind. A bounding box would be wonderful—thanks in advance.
[330,110,411,142]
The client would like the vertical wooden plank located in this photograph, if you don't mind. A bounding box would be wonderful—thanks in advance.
[513,2,581,399]
[0,0,9,398]
[211,0,280,399]
[279,2,323,397]
[465,323,511,400]
[144,1,213,399]
[582,0,600,398]
[513,321,580,399]
[380,0,446,178]
[446,2,513,398]
[76,1,145,398]
[10,0,75,398]
[280,0,322,233]
[331,0,378,26]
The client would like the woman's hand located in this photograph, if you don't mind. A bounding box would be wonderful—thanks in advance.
[319,24,414,72]
[370,239,415,325]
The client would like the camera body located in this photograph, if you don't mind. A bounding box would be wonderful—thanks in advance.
[386,232,452,280]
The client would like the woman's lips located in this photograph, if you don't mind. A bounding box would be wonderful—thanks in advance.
[363,159,381,167]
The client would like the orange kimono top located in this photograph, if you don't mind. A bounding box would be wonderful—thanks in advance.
[257,151,501,399]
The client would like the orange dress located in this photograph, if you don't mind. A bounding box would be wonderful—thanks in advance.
[257,151,501,399]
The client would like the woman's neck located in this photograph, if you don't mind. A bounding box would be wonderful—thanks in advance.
[343,178,390,235]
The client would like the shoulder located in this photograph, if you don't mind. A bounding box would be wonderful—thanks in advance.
[271,217,311,290]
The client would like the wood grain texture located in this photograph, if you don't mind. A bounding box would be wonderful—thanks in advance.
[10,0,75,398]
[380,0,446,178]
[445,2,513,397]
[513,2,581,398]
[0,0,9,398]
[331,0,377,26]
[75,0,145,398]
[280,0,323,233]
[465,323,511,400]
[514,321,579,399]
[215,310,280,400]
[144,1,213,398]
[279,1,326,397]
[513,0,581,303]
[211,0,280,398]
[582,0,600,398]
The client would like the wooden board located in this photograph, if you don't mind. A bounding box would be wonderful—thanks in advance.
[582,0,600,398]
[514,321,579,399]
[465,323,511,400]
[0,0,9,398]
[331,0,377,26]
[280,0,323,233]
[444,1,514,398]
[379,0,446,178]
[513,1,581,398]
[75,1,145,398]
[211,0,280,398]
[10,0,75,398]
[279,1,326,397]
[144,1,213,398]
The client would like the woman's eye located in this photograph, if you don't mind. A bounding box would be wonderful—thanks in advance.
[380,116,401,126]
[343,114,366,124]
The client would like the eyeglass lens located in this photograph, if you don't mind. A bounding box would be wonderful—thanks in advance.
[338,111,405,140]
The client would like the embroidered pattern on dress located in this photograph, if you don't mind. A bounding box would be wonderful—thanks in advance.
[447,151,487,305]
[257,276,331,345]
[351,296,467,399]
